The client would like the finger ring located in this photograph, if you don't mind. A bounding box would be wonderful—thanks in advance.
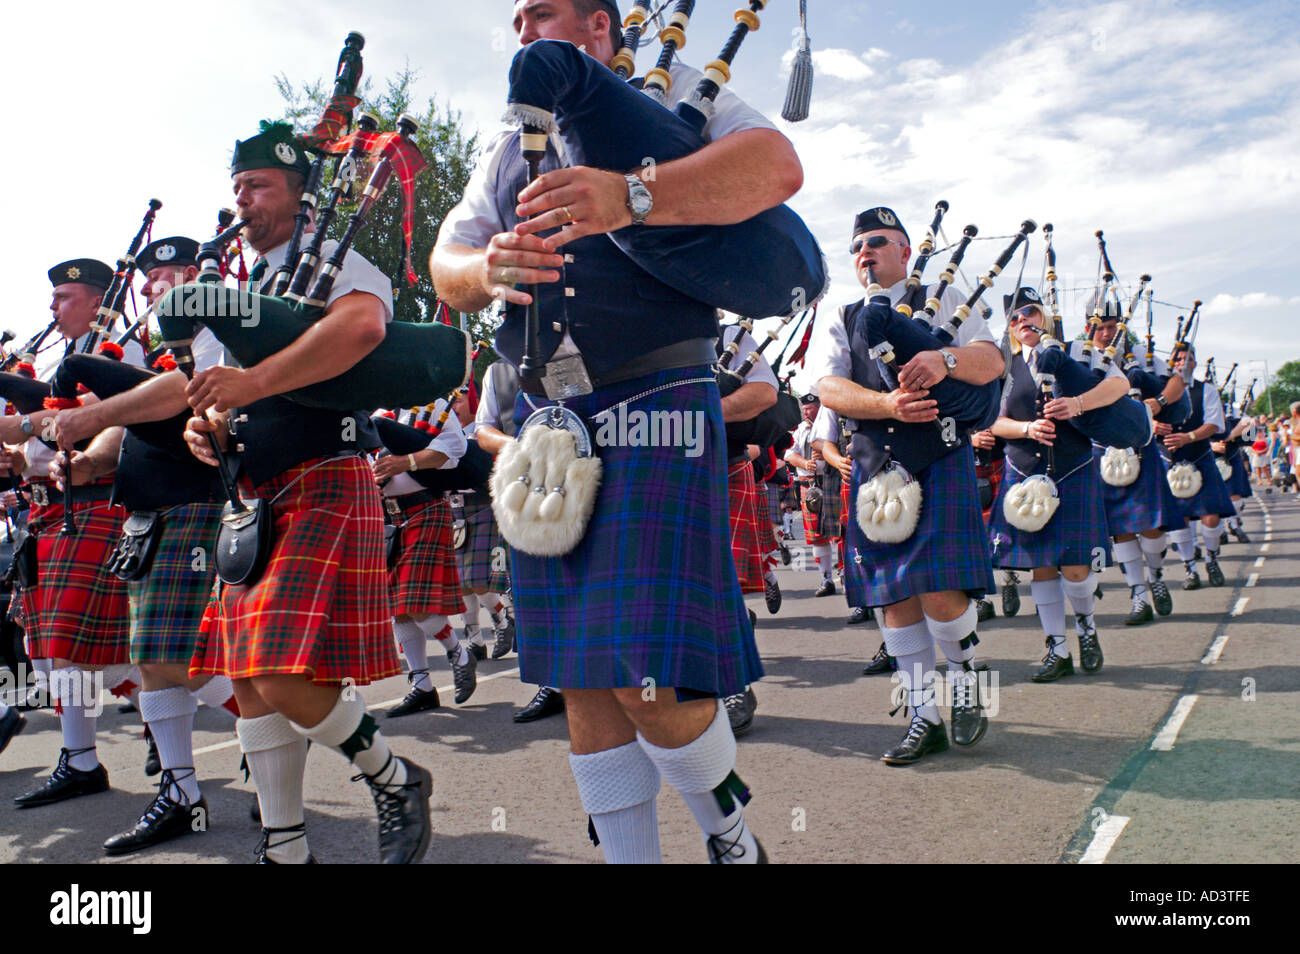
[561,206,573,223]
[497,267,509,283]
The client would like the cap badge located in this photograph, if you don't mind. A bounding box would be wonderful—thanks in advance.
[155,244,176,262]
[66,266,81,280]
[1024,288,1039,301]
[274,142,297,165]
[876,208,897,226]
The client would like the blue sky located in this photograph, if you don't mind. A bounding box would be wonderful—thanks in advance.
[13,0,1299,403]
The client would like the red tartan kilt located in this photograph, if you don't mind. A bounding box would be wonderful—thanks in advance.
[26,478,129,665]
[728,460,766,593]
[388,498,465,617]
[190,456,398,687]
[800,479,835,546]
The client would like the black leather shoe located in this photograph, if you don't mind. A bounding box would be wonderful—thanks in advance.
[846,605,873,625]
[724,687,757,736]
[1182,562,1201,590]
[14,747,110,808]
[103,775,208,856]
[387,673,441,718]
[949,664,989,747]
[0,706,26,755]
[254,823,316,864]
[1076,620,1104,673]
[764,577,782,614]
[1125,588,1154,626]
[779,543,791,566]
[356,755,433,864]
[814,580,836,597]
[976,598,995,623]
[447,644,478,704]
[144,728,161,777]
[880,713,949,765]
[1001,573,1021,616]
[862,642,895,675]
[1205,558,1226,587]
[514,686,564,723]
[1031,640,1074,683]
[1231,525,1251,543]
[1150,575,1173,616]
[466,641,488,662]
[490,615,516,659]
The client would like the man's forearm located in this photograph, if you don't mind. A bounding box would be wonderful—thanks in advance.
[83,427,125,479]
[721,382,777,423]
[248,291,386,397]
[950,342,1005,386]
[819,376,893,421]
[475,425,512,457]
[74,371,190,432]
[431,244,494,314]
[1163,375,1186,403]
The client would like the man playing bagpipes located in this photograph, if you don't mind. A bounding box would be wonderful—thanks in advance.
[785,393,839,596]
[7,259,149,810]
[176,123,434,864]
[808,206,1005,766]
[1162,346,1235,590]
[1212,386,1254,545]
[372,400,477,718]
[431,0,808,863]
[1068,296,1183,626]
[46,236,242,854]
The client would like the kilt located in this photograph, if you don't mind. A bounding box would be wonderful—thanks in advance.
[728,460,766,594]
[1094,442,1183,536]
[453,493,511,592]
[190,455,398,687]
[765,482,782,527]
[976,457,1004,524]
[990,457,1112,570]
[840,475,870,606]
[1224,450,1253,499]
[843,445,995,606]
[388,497,465,617]
[509,365,762,699]
[128,501,221,665]
[800,477,835,546]
[27,478,130,666]
[1163,449,1236,521]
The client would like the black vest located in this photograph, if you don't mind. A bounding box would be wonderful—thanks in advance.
[1173,380,1211,464]
[486,360,521,437]
[112,431,223,513]
[490,133,718,376]
[843,287,965,478]
[230,396,380,488]
[1003,352,1092,476]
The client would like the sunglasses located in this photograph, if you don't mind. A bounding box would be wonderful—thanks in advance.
[1010,306,1043,324]
[850,235,904,256]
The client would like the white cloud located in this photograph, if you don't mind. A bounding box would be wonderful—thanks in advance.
[1203,292,1291,315]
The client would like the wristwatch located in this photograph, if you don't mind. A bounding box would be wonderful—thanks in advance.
[938,349,957,372]
[1156,394,1168,407]
[19,414,33,436]
[624,173,653,225]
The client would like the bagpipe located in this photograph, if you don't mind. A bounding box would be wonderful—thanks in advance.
[502,5,828,325]
[1032,344,1151,450]
[155,36,471,413]
[716,312,806,449]
[371,413,493,495]
[1124,286,1192,424]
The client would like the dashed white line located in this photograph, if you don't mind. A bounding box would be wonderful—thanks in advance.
[1260,543,1271,553]
[1231,598,1249,617]
[1264,533,1273,542]
[1246,573,1259,588]
[1254,557,1266,568]
[1079,813,1131,864]
[1151,695,1199,751]
[1202,635,1230,665]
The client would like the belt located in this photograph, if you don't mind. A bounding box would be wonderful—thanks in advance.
[29,483,115,509]
[520,338,717,398]
[383,489,438,518]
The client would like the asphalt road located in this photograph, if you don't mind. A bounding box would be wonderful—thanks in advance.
[1,489,1294,864]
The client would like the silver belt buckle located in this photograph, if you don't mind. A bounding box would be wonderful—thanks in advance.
[30,484,49,508]
[541,354,594,400]
[384,497,401,518]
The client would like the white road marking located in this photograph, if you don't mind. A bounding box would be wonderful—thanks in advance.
[1201,635,1230,665]
[1254,557,1266,568]
[192,667,522,757]
[1264,533,1272,542]
[1151,695,1199,751]
[1079,813,1131,864]
[1231,598,1249,617]
[1260,543,1270,553]
[1246,573,1259,588]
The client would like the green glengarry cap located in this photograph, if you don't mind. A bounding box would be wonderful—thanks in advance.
[231,120,311,179]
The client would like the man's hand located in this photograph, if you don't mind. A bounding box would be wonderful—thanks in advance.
[49,450,96,490]
[1144,397,1162,416]
[1164,431,1193,451]
[514,167,633,248]
[970,429,996,450]
[372,454,411,483]
[186,366,268,417]
[183,410,228,466]
[481,231,563,306]
[1211,441,1227,454]
[886,388,939,423]
[1153,420,1173,437]
[897,351,947,392]
[822,441,853,480]
[52,405,104,450]
[1028,419,1056,446]
[1043,396,1083,421]
[0,447,26,476]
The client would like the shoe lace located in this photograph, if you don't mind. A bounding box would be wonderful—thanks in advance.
[351,753,417,837]
[951,666,981,712]
[1005,571,1020,586]
[706,814,751,864]
[154,768,194,811]
[1130,587,1147,611]
[255,822,307,859]
[868,643,890,665]
[406,667,428,686]
[723,692,747,711]
[1041,638,1066,665]
[50,745,95,780]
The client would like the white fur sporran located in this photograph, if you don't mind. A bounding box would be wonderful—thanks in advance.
[1167,461,1202,499]
[855,462,922,544]
[1215,457,1233,482]
[491,406,602,556]
[1100,446,1141,487]
[1003,473,1060,532]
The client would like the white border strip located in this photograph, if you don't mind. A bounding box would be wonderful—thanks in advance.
[1231,597,1249,617]
[1201,635,1230,665]
[1151,694,1199,751]
[1079,813,1131,864]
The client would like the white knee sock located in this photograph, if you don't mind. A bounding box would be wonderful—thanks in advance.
[462,594,481,630]
[394,618,435,692]
[139,687,201,803]
[925,601,979,674]
[813,544,833,580]
[880,621,939,724]
[238,713,310,864]
[1030,577,1067,653]
[102,663,141,710]
[1062,574,1097,621]
[191,675,239,719]
[422,617,467,665]
[1139,533,1167,576]
[569,741,661,864]
[295,693,407,791]
[51,668,99,771]
[1169,527,1196,563]
[1113,539,1149,601]
[1203,525,1220,560]
[637,702,760,864]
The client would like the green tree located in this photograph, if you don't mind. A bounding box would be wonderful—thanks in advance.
[1252,359,1300,417]
[276,65,499,381]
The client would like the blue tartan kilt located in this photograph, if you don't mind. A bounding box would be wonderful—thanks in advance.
[509,364,762,699]
[1225,451,1253,498]
[990,456,1112,570]
[843,444,994,606]
[1164,449,1236,520]
[1093,442,1183,536]
[765,482,783,527]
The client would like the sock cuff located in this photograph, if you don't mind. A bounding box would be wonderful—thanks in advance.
[139,686,198,723]
[1061,575,1097,599]
[924,601,978,645]
[50,668,93,706]
[1167,526,1194,546]
[237,712,302,753]
[1138,533,1167,554]
[879,620,932,657]
[191,675,234,709]
[293,692,366,749]
[569,741,661,814]
[1112,538,1142,563]
[637,700,735,795]
[100,663,138,690]
[1030,576,1065,604]
[416,614,450,640]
